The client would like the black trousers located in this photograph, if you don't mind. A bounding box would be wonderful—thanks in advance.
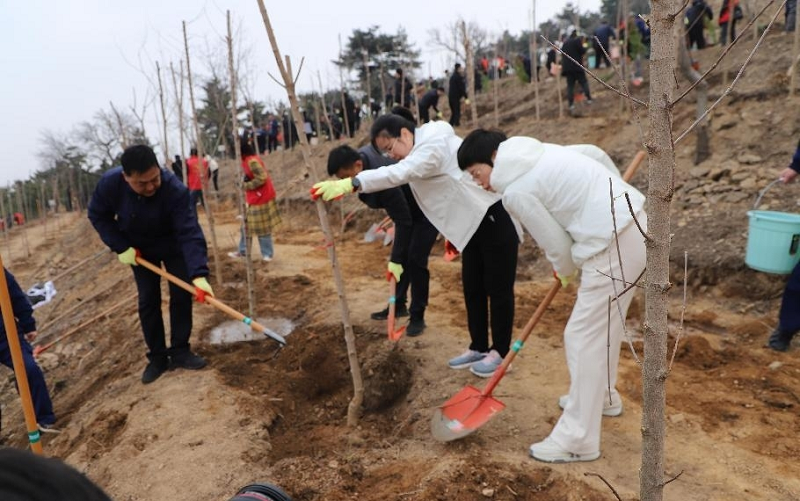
[461,201,519,357]
[566,73,592,106]
[780,260,800,333]
[448,97,461,127]
[395,217,439,321]
[131,252,194,362]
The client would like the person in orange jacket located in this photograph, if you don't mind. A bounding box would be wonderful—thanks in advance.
[185,147,209,211]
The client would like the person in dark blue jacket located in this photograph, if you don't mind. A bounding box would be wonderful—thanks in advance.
[418,86,445,123]
[767,141,800,351]
[326,139,438,336]
[592,20,616,68]
[0,267,56,430]
[88,144,213,384]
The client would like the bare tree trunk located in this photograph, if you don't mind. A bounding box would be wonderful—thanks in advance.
[15,187,30,257]
[492,49,500,127]
[791,1,800,94]
[379,62,387,113]
[641,1,677,500]
[317,71,330,140]
[170,61,189,185]
[0,189,9,265]
[460,20,479,126]
[677,34,711,164]
[40,181,47,241]
[67,165,79,213]
[256,0,364,427]
[228,10,256,317]
[363,49,372,124]
[156,61,170,167]
[530,0,541,121]
[183,20,223,284]
[109,101,129,149]
[338,34,351,138]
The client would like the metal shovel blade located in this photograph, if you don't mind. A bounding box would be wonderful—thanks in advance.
[430,385,506,442]
[262,328,287,346]
[383,226,395,246]
[364,223,381,242]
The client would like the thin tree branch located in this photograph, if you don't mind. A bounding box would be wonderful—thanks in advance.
[668,252,689,374]
[267,71,286,88]
[672,0,776,106]
[583,473,623,501]
[611,268,647,303]
[607,230,642,366]
[594,37,646,146]
[661,470,685,488]
[610,179,626,287]
[542,36,649,108]
[671,0,693,18]
[675,0,786,144]
[597,269,643,288]
[626,192,651,241]
[292,56,306,85]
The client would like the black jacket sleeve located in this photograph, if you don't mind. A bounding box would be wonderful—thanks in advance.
[166,182,209,279]
[87,171,130,254]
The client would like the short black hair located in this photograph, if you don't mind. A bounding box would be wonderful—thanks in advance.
[327,145,361,176]
[390,106,416,123]
[370,114,415,141]
[120,144,158,175]
[241,131,256,157]
[454,63,462,70]
[0,448,113,501]
[457,128,508,170]
[190,147,198,156]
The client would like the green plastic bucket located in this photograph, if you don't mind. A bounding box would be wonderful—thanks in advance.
[745,210,800,274]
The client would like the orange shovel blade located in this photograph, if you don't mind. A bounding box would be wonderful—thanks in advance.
[388,325,406,342]
[431,385,506,441]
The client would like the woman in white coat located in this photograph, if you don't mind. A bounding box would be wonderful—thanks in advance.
[458,129,647,463]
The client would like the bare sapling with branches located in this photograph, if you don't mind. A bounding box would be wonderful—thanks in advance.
[183,20,223,284]
[338,34,351,139]
[170,61,189,185]
[460,20,479,126]
[227,10,256,317]
[156,62,170,167]
[530,0,541,120]
[255,0,364,427]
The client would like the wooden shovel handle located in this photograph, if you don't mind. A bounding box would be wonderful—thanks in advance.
[622,150,646,182]
[135,256,273,338]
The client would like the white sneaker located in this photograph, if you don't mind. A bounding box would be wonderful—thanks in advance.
[558,394,623,417]
[448,349,487,369]
[469,349,505,378]
[262,256,273,262]
[529,437,600,463]
[227,251,243,259]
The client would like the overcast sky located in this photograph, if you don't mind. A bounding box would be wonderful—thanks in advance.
[0,0,601,186]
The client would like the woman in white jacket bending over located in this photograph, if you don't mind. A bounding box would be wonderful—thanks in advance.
[458,129,647,463]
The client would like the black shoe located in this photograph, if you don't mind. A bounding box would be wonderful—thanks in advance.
[142,359,169,384]
[767,326,796,352]
[406,318,426,337]
[370,304,409,320]
[171,352,207,370]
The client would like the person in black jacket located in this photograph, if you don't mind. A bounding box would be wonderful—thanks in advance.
[0,267,56,430]
[393,68,414,108]
[171,154,184,183]
[686,0,714,50]
[326,140,438,336]
[88,144,212,384]
[448,63,468,127]
[418,86,445,123]
[561,27,593,112]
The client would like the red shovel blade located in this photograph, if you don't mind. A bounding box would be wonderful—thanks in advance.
[430,385,506,442]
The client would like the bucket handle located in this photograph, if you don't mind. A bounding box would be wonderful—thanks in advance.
[752,178,783,209]
[791,234,800,256]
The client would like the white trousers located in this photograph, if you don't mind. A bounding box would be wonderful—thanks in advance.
[548,212,647,454]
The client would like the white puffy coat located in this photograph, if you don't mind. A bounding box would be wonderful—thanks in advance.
[490,137,646,277]
[357,121,520,251]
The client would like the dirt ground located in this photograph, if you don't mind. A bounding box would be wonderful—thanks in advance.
[1,26,800,501]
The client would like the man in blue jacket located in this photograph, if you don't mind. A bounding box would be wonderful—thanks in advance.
[88,144,213,384]
[0,267,56,430]
[767,141,800,351]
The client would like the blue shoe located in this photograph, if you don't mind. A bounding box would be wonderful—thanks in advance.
[448,349,486,370]
[469,350,504,378]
